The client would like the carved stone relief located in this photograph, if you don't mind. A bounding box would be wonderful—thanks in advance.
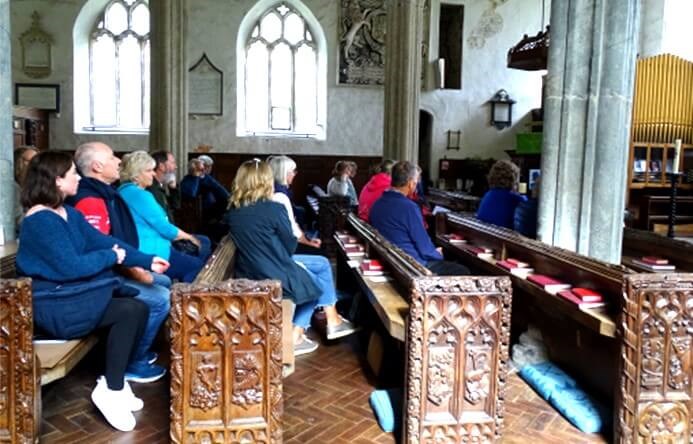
[338,0,387,85]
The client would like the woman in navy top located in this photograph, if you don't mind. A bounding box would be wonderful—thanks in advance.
[225,160,356,356]
[476,160,527,229]
[16,151,169,432]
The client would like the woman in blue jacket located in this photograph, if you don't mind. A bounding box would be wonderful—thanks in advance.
[476,160,527,229]
[16,151,170,432]
[118,151,209,283]
[225,159,357,356]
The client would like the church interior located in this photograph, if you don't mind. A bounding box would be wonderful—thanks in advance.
[0,0,691,443]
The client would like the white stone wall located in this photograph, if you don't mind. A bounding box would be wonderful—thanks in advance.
[10,0,548,178]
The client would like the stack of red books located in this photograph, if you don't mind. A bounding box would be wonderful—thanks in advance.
[630,256,676,271]
[344,244,365,258]
[360,259,384,276]
[527,274,571,294]
[557,287,606,309]
[464,245,494,259]
[496,258,534,278]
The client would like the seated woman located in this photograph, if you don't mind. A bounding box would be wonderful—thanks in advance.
[225,159,357,356]
[118,151,209,283]
[476,160,527,229]
[327,160,358,206]
[16,151,169,432]
[268,155,322,255]
[358,159,395,222]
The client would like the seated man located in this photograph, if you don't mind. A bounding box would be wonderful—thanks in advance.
[181,155,230,220]
[148,150,181,223]
[68,141,170,382]
[370,161,469,276]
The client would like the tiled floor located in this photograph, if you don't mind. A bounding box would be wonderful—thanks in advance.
[39,335,609,443]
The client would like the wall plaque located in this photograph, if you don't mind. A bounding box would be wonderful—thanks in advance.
[20,11,53,79]
[189,54,223,116]
[14,83,60,112]
[338,0,386,86]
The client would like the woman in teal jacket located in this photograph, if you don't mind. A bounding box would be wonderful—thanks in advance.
[118,151,205,282]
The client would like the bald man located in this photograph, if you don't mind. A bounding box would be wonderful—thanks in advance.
[67,141,169,383]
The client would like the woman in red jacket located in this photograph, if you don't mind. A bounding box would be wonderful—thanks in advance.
[358,159,395,222]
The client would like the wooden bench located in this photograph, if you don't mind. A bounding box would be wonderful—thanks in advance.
[306,185,352,255]
[436,211,693,442]
[335,213,513,442]
[426,187,481,213]
[170,235,291,443]
[1,241,98,387]
[622,226,693,272]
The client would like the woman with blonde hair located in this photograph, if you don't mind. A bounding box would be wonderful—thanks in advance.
[225,159,357,356]
[118,150,208,282]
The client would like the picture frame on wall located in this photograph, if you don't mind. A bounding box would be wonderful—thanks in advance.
[14,83,60,113]
[529,168,541,191]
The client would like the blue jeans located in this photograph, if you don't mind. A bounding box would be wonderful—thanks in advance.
[123,279,171,364]
[292,254,337,328]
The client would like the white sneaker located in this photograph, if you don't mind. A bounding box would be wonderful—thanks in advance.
[91,376,137,432]
[122,379,144,412]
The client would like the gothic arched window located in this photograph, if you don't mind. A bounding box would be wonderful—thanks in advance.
[239,2,325,138]
[88,0,150,131]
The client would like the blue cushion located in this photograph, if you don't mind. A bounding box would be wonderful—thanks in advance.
[519,362,578,399]
[549,388,608,433]
[369,389,402,433]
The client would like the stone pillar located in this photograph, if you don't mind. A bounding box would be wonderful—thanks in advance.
[383,0,424,162]
[0,0,14,241]
[538,0,640,264]
[149,0,187,172]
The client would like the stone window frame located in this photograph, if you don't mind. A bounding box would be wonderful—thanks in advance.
[237,0,327,140]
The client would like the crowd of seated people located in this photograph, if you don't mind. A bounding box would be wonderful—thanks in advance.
[16,151,170,432]
[14,145,537,433]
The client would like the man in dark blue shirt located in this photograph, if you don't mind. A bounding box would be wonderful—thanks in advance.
[370,161,469,276]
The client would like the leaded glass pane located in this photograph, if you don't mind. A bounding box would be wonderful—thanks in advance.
[91,35,117,126]
[246,41,269,131]
[131,3,149,36]
[105,2,128,35]
[270,42,292,112]
[143,39,151,128]
[294,44,316,132]
[284,13,304,45]
[271,107,291,130]
[117,35,143,128]
[260,13,282,43]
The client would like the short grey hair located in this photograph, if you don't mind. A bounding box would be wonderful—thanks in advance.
[268,155,296,185]
[120,150,155,182]
[74,142,107,176]
[198,155,213,166]
[390,161,420,187]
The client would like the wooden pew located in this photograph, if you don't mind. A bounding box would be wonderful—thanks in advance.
[436,212,692,442]
[170,235,291,443]
[307,185,352,255]
[336,213,513,442]
[0,278,40,443]
[426,187,481,213]
[622,226,693,272]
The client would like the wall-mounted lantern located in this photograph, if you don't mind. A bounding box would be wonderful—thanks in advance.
[488,89,516,130]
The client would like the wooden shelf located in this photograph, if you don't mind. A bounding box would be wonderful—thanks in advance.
[438,238,617,338]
